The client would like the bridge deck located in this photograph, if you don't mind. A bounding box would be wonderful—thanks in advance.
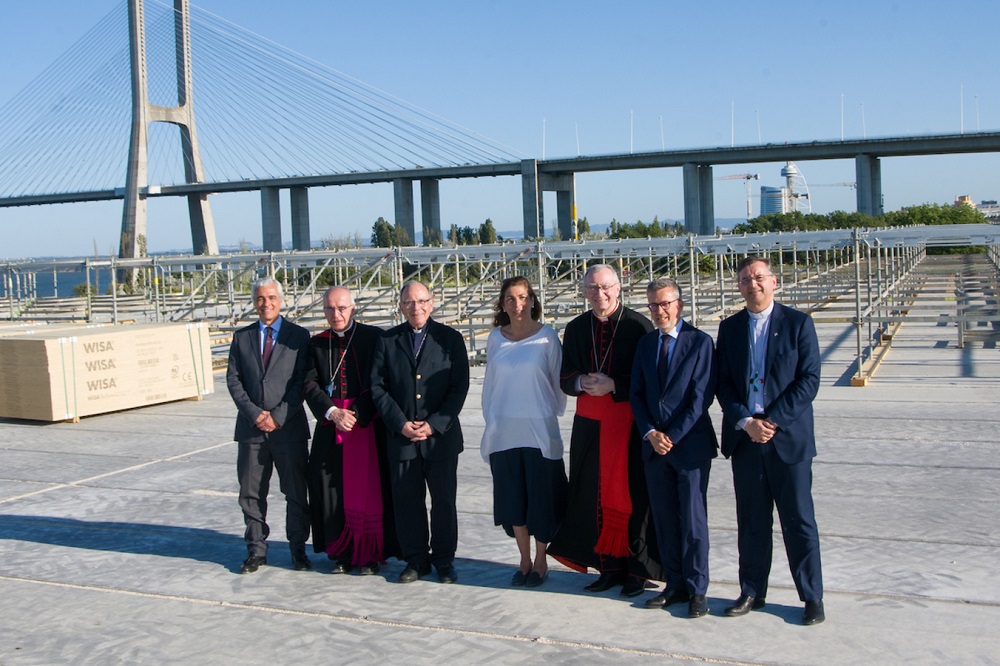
[1,290,998,663]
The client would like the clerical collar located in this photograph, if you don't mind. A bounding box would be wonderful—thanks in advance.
[594,302,621,323]
[748,303,774,320]
[333,321,354,338]
[411,327,423,335]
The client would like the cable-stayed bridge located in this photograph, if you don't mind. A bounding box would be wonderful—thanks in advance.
[0,0,523,256]
[3,0,1000,259]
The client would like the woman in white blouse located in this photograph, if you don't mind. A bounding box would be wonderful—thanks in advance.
[481,276,568,588]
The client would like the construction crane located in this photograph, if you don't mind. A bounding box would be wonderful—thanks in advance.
[715,173,761,220]
[812,182,857,189]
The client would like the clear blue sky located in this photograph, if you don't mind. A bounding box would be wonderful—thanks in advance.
[2,0,998,258]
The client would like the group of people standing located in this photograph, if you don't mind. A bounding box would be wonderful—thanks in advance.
[227,278,468,585]
[226,253,825,627]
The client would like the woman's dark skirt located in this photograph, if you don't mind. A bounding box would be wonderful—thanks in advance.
[489,447,568,543]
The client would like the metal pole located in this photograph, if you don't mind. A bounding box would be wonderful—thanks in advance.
[717,252,725,316]
[110,258,119,324]
[5,265,13,319]
[85,260,93,323]
[688,236,698,328]
[853,230,864,383]
[537,240,546,324]
[152,258,161,322]
[864,243,873,345]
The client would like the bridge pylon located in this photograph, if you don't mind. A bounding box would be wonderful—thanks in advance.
[120,0,218,259]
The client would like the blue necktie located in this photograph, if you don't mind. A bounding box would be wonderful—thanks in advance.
[657,335,674,387]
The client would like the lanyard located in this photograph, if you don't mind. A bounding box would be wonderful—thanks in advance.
[326,324,356,397]
[590,305,623,373]
[748,314,770,393]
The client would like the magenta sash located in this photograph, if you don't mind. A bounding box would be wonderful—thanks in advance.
[324,398,385,565]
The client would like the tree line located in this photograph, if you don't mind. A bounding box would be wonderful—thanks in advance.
[366,202,989,248]
[370,217,500,247]
[732,203,989,233]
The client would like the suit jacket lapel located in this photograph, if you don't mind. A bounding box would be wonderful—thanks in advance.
[250,324,265,374]
[395,325,418,370]
[661,324,690,394]
[733,310,752,403]
[765,304,784,380]
[416,319,438,370]
[262,318,288,375]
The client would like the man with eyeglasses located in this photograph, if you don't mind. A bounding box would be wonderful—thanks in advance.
[716,255,825,625]
[549,264,664,598]
[371,280,470,584]
[302,286,399,575]
[629,277,717,618]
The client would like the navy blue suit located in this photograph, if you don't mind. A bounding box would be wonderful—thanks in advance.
[630,321,717,596]
[716,302,823,602]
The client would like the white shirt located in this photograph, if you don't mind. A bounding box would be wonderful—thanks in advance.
[738,303,775,430]
[480,325,566,461]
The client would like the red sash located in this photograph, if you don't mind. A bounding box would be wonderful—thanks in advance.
[577,393,633,558]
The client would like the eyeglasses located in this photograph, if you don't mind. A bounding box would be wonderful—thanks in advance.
[647,299,679,311]
[584,283,619,294]
[737,273,774,287]
[401,298,432,308]
[324,305,353,314]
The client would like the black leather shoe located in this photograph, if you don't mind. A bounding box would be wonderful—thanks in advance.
[724,595,765,616]
[584,571,624,593]
[803,600,825,625]
[688,594,708,618]
[291,552,312,571]
[330,561,353,575]
[398,563,431,583]
[437,565,458,584]
[511,569,530,587]
[525,570,548,588]
[647,588,690,608]
[359,562,380,575]
[620,575,647,598]
[240,555,266,574]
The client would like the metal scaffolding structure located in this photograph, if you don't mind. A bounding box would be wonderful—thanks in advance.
[3,224,998,385]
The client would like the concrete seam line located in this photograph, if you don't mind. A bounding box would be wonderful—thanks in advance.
[0,574,757,665]
[0,440,235,505]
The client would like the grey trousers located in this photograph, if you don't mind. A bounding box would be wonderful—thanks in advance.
[237,437,310,557]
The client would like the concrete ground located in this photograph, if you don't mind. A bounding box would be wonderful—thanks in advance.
[1,317,998,665]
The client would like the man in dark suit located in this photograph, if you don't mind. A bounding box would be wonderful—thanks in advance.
[226,277,312,574]
[716,255,825,625]
[370,280,470,584]
[630,277,717,618]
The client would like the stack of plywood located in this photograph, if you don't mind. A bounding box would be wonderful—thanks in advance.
[0,322,213,422]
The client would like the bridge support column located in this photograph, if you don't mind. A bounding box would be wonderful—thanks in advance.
[290,187,310,251]
[856,155,883,216]
[120,0,218,258]
[394,178,415,245]
[420,179,441,245]
[186,190,217,255]
[683,163,715,235]
[261,187,282,252]
[540,172,576,241]
[521,159,542,239]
